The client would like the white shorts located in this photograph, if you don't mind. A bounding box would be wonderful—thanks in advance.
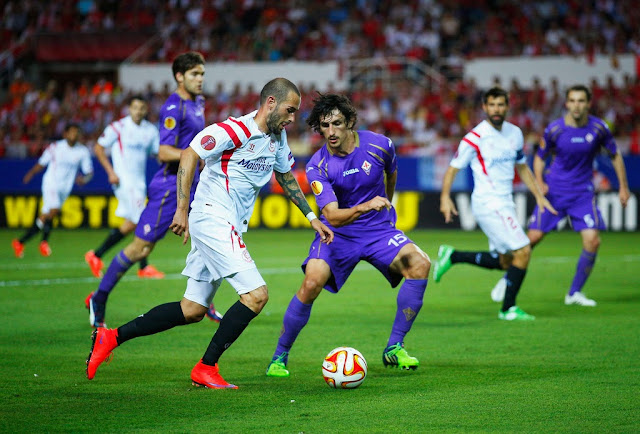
[472,201,529,254]
[113,183,146,224]
[41,185,69,214]
[181,211,265,304]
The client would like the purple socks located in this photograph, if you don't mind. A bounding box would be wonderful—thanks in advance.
[387,279,428,346]
[93,250,133,304]
[569,249,597,296]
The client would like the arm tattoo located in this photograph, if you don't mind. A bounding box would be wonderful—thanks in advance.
[177,167,187,200]
[275,171,312,215]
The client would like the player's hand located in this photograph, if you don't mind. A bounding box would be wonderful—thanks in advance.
[22,173,33,184]
[169,209,190,245]
[75,174,87,186]
[440,195,458,223]
[108,173,120,186]
[620,188,630,208]
[536,180,549,195]
[310,219,334,244]
[538,197,558,215]
[366,196,392,212]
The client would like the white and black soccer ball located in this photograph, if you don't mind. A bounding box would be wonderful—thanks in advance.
[322,346,367,389]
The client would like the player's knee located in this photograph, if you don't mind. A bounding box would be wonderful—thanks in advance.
[584,235,601,252]
[512,245,531,267]
[241,286,269,313]
[181,303,207,323]
[298,275,324,303]
[407,254,430,279]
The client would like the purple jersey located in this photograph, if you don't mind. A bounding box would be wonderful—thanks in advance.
[306,130,397,235]
[135,92,205,242]
[539,115,617,192]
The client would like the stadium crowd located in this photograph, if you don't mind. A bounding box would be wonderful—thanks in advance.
[2,0,640,158]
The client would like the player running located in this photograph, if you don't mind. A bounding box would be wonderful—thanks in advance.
[85,78,333,388]
[434,86,557,321]
[12,123,93,258]
[84,94,163,279]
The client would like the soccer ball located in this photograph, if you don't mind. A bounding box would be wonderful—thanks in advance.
[322,347,367,389]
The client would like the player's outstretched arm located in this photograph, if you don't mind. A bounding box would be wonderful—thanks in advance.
[94,144,119,185]
[274,170,333,243]
[170,147,198,244]
[610,152,630,207]
[439,166,459,223]
[516,163,557,215]
[22,163,45,184]
[532,154,548,195]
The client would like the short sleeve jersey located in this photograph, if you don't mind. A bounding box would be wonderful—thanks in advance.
[538,115,617,192]
[38,139,93,195]
[97,116,159,188]
[189,110,295,233]
[154,92,205,182]
[450,120,525,206]
[306,130,397,234]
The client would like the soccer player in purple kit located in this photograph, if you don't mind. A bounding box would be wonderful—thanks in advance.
[266,93,431,377]
[86,51,220,327]
[490,84,630,307]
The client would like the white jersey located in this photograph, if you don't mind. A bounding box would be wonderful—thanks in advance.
[38,139,93,196]
[189,110,295,233]
[97,116,159,188]
[450,119,525,208]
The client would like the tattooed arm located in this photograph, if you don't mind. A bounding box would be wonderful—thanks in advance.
[274,170,334,244]
[170,147,200,244]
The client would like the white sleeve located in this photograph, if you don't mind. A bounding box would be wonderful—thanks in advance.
[97,124,118,149]
[450,138,476,169]
[81,148,94,175]
[515,129,526,164]
[37,144,54,167]
[274,132,294,173]
[189,122,244,160]
[149,126,160,156]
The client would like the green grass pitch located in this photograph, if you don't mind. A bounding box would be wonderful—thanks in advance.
[0,228,638,432]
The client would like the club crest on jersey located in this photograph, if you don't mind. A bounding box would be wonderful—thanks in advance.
[164,116,176,130]
[201,135,216,150]
[269,140,276,153]
[143,224,151,235]
[311,180,323,195]
[586,133,594,143]
[361,160,372,175]
[242,250,253,263]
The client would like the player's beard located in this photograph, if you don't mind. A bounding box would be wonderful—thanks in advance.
[266,111,283,136]
[488,114,505,128]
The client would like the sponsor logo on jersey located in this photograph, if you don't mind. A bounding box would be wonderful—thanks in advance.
[571,137,586,143]
[201,135,216,150]
[311,180,323,195]
[164,116,176,130]
[167,104,176,110]
[238,157,273,172]
[343,168,359,177]
[361,160,372,175]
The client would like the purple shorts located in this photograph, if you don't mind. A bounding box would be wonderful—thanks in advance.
[302,225,412,293]
[134,183,177,243]
[528,189,606,233]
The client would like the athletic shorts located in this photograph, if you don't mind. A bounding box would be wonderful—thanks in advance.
[181,211,265,303]
[41,185,69,214]
[528,190,606,232]
[472,200,529,254]
[134,185,176,242]
[302,225,410,293]
[113,183,146,224]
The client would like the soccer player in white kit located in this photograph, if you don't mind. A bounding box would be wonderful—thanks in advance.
[434,87,556,321]
[12,123,93,258]
[84,95,163,279]
[86,78,334,388]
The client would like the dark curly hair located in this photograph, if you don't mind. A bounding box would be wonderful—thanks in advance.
[306,93,358,134]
